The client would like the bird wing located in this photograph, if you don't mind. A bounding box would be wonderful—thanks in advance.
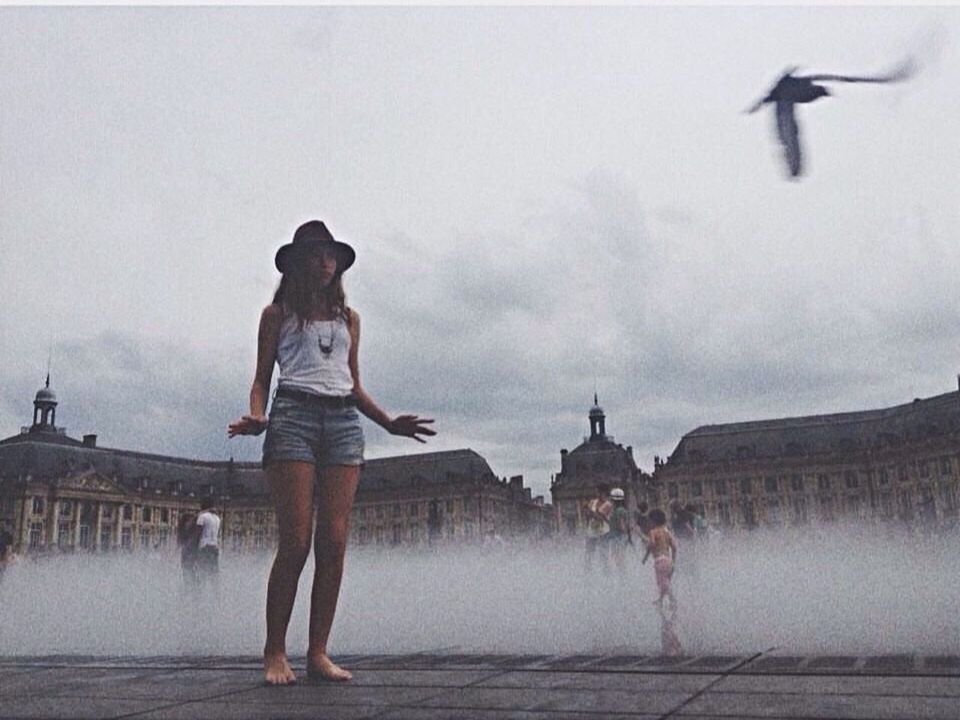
[744,66,800,113]
[775,101,803,177]
[803,57,916,84]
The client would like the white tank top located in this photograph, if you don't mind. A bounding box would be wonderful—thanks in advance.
[275,311,354,397]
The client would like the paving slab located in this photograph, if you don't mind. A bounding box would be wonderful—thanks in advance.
[133,701,387,720]
[712,674,960,697]
[471,670,716,693]
[1,653,958,720]
[0,696,165,719]
[676,691,960,719]
[415,687,690,714]
[376,711,660,720]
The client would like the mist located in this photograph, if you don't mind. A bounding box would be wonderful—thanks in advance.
[2,525,957,657]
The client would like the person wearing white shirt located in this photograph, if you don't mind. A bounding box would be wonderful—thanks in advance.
[195,497,221,579]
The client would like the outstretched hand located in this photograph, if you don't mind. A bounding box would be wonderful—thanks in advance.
[227,414,268,438]
[388,415,436,443]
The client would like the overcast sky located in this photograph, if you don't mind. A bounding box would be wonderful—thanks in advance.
[1,5,957,499]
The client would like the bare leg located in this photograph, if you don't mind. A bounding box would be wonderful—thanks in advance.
[306,464,360,681]
[263,462,316,685]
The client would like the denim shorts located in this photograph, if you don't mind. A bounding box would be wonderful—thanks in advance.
[262,395,365,468]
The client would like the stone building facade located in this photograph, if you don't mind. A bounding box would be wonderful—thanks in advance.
[650,385,960,532]
[0,380,551,555]
[550,397,652,534]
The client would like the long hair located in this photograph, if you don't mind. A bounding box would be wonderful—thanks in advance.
[272,256,350,330]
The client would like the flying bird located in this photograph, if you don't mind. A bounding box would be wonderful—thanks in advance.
[746,59,916,179]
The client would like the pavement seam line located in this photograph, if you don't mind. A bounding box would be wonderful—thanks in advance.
[657,650,767,719]
[103,681,270,720]
[365,667,512,719]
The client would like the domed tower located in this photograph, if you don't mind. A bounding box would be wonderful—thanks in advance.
[588,393,607,441]
[31,373,58,431]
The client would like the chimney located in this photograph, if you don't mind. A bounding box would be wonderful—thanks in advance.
[82,434,97,448]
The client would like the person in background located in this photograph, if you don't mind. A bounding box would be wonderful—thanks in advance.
[177,512,201,592]
[645,508,678,610]
[196,497,222,585]
[605,488,632,574]
[583,483,612,572]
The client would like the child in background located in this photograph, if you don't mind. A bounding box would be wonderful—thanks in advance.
[645,508,678,610]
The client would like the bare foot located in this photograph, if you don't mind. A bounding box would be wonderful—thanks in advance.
[307,654,353,682]
[264,652,297,686]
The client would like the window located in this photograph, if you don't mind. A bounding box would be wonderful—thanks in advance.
[408,503,419,517]
[391,524,403,544]
[790,474,804,492]
[142,506,152,523]
[713,478,727,495]
[919,461,930,479]
[157,528,170,548]
[740,500,756,528]
[121,527,132,549]
[409,523,419,540]
[940,457,953,475]
[392,504,401,517]
[79,525,91,549]
[716,502,731,526]
[844,496,861,516]
[844,471,859,489]
[102,505,114,519]
[32,497,44,515]
[792,497,808,524]
[160,508,169,524]
[58,522,72,548]
[359,507,368,520]
[445,500,454,514]
[879,469,889,486]
[740,478,752,495]
[692,481,703,498]
[140,529,151,549]
[766,499,782,524]
[29,522,42,548]
[897,464,908,483]
[122,505,133,521]
[255,511,266,525]
[254,528,265,549]
[940,482,958,512]
[817,474,831,492]
[880,492,894,518]
[377,505,385,519]
[818,496,835,522]
[60,501,73,517]
[764,477,778,494]
[668,483,679,499]
[100,526,112,549]
[899,489,914,520]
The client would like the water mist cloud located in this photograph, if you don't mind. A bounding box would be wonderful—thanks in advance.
[2,526,957,657]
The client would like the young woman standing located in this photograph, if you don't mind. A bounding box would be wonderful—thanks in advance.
[229,220,435,685]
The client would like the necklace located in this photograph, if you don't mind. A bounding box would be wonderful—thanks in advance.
[317,322,335,357]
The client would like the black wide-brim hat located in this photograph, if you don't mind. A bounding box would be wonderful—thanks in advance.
[274,220,356,274]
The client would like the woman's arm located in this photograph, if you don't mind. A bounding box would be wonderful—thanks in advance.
[347,309,435,442]
[228,304,282,437]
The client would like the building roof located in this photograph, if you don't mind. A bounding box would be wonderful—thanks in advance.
[360,449,498,492]
[0,430,505,499]
[666,389,960,466]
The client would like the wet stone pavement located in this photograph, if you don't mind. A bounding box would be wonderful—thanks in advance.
[1,652,959,719]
